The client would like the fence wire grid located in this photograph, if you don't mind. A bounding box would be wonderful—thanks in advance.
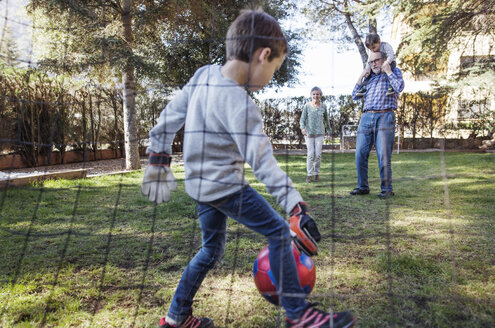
[1,1,494,328]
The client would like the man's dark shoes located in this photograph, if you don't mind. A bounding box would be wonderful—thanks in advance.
[377,191,394,198]
[350,188,369,195]
[286,303,356,328]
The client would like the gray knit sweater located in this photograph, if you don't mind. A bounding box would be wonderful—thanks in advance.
[148,65,303,214]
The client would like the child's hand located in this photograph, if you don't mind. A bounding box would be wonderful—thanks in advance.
[365,66,371,77]
[290,202,321,256]
[141,153,177,204]
[382,61,392,75]
[301,128,307,136]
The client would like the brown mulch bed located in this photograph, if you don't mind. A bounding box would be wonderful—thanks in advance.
[0,154,188,180]
[0,157,149,179]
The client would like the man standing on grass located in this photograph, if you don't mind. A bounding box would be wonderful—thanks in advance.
[350,50,404,198]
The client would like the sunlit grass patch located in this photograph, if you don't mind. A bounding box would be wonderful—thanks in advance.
[0,152,494,327]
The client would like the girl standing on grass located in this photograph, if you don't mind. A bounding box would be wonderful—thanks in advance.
[299,86,331,183]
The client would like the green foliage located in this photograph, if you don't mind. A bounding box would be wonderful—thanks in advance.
[302,0,391,65]
[17,0,304,165]
[258,94,361,145]
[397,92,448,146]
[0,66,127,165]
[27,0,302,89]
[394,0,495,89]
[444,104,495,140]
[135,86,170,148]
[0,25,20,69]
[258,96,306,144]
[331,94,362,134]
[0,68,71,165]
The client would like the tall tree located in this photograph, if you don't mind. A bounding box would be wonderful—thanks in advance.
[26,0,302,169]
[302,0,382,66]
[121,0,139,169]
[394,0,495,80]
[28,0,166,169]
[395,0,495,144]
[0,26,20,68]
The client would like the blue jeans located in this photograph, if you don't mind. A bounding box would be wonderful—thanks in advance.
[166,186,307,322]
[355,111,396,192]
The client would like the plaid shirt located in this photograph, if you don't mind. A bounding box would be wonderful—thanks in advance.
[352,67,404,111]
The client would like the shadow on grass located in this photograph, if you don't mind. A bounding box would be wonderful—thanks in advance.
[0,152,494,327]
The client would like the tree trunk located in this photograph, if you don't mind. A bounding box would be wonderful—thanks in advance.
[368,19,377,34]
[122,0,141,170]
[344,13,368,67]
[109,90,120,158]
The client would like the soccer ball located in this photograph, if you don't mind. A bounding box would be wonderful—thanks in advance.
[252,244,316,305]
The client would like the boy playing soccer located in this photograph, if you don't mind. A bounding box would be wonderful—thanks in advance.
[356,33,397,96]
[141,8,355,328]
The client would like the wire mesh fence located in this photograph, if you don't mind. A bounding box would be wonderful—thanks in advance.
[0,2,494,328]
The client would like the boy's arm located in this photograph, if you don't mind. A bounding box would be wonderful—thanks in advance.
[230,102,303,214]
[142,87,189,204]
[229,100,322,256]
[381,42,396,64]
[148,88,189,154]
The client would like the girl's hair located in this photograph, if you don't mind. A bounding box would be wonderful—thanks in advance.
[310,86,322,95]
[226,9,288,62]
[365,33,381,48]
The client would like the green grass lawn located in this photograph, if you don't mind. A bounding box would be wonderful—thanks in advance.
[1,152,494,327]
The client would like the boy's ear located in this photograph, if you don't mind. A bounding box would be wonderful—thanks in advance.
[258,47,272,62]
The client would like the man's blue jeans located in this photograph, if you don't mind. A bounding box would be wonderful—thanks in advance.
[355,111,396,192]
[166,186,307,322]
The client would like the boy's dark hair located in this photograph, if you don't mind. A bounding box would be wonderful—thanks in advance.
[226,8,288,63]
[365,33,381,48]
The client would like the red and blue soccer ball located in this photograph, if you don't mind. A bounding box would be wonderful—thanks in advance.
[252,244,316,305]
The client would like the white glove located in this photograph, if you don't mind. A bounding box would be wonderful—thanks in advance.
[141,153,177,204]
